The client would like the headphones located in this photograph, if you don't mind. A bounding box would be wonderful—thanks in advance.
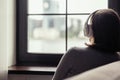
[84,10,99,37]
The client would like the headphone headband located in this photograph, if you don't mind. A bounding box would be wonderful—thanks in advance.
[84,10,99,37]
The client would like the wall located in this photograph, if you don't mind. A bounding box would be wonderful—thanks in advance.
[0,0,15,79]
[7,0,16,67]
[0,0,8,80]
[109,0,120,15]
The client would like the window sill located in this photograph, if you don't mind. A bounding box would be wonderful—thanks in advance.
[8,66,56,75]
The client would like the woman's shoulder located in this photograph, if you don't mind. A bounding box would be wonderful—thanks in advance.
[69,47,87,51]
[66,46,90,56]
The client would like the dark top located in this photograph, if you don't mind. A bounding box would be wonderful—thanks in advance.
[52,46,120,80]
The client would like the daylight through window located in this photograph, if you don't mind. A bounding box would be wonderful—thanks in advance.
[27,0,108,54]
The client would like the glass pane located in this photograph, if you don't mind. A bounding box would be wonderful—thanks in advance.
[28,0,66,14]
[67,15,89,50]
[28,15,66,53]
[68,0,108,13]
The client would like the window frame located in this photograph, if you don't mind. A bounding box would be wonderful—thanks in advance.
[16,0,64,66]
[16,0,119,66]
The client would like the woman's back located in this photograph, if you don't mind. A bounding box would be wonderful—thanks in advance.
[52,47,119,80]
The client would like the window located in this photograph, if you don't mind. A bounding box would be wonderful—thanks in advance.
[17,0,110,66]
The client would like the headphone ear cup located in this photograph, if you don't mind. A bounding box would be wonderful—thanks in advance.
[84,23,88,37]
[84,24,92,37]
[87,24,93,37]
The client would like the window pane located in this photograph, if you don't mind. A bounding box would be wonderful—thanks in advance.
[67,15,89,50]
[28,15,66,53]
[68,0,108,13]
[28,0,66,14]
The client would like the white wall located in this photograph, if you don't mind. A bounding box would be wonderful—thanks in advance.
[7,0,16,67]
[0,0,8,80]
[0,0,15,79]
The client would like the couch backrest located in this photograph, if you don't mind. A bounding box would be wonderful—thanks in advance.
[65,61,120,80]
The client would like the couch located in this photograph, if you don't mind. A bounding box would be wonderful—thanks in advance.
[65,61,120,80]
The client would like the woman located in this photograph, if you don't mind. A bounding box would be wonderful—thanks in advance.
[52,9,120,80]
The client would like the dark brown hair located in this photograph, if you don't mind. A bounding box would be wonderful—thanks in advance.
[90,9,120,52]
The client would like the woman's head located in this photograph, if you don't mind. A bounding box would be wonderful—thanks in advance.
[84,9,120,51]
